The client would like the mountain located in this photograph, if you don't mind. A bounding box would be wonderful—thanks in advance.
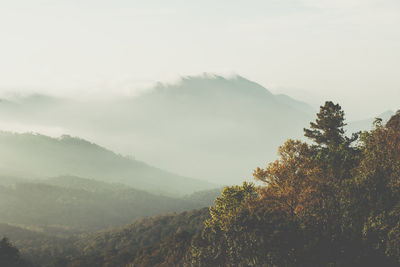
[114,74,315,183]
[183,187,223,207]
[0,223,78,266]
[4,207,210,266]
[0,74,317,184]
[274,93,315,115]
[0,132,215,195]
[0,176,220,266]
[0,175,219,231]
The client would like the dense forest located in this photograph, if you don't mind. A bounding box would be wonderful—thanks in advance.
[2,101,400,266]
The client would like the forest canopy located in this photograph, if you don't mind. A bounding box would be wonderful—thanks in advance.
[186,102,400,267]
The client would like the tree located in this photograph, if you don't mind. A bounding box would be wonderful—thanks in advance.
[190,183,262,267]
[304,101,349,148]
[253,139,321,219]
[253,102,363,265]
[304,101,360,183]
[353,111,400,265]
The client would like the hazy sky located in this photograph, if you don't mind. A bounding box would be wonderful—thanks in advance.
[1,0,399,120]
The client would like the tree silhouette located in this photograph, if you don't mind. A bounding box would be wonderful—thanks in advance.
[304,101,347,147]
[0,237,21,266]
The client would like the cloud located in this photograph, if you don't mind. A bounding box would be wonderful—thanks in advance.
[0,121,65,137]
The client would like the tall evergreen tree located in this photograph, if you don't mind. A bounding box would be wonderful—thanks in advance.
[304,101,347,147]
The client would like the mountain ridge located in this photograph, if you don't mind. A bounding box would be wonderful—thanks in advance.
[0,74,378,184]
[0,131,216,195]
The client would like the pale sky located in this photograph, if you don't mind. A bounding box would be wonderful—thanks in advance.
[1,0,399,120]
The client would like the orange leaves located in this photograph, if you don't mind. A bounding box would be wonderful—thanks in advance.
[253,139,326,218]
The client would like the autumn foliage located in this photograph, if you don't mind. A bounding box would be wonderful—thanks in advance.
[188,102,400,266]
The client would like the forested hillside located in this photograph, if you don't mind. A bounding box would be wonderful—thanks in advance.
[0,132,215,195]
[0,176,219,231]
[0,208,209,266]
[188,104,400,267]
[2,102,400,267]
[1,0,397,266]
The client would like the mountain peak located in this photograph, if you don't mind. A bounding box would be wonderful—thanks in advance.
[151,73,274,99]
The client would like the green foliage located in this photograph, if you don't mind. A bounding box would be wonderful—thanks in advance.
[304,101,347,147]
[191,188,302,267]
[206,182,259,232]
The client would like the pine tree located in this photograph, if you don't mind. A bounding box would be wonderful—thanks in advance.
[304,101,346,147]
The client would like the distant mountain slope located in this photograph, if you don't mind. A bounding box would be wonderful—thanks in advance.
[0,74,316,184]
[183,187,222,207]
[75,208,209,257]
[346,110,395,134]
[0,132,215,195]
[274,94,315,114]
[111,75,315,183]
[0,175,216,231]
[28,208,209,266]
[0,207,210,266]
[0,223,79,266]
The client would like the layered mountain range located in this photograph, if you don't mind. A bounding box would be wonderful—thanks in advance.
[0,74,317,184]
[0,74,391,185]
